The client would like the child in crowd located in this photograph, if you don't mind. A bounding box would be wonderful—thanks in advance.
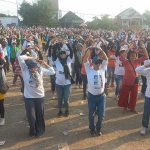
[13,57,23,86]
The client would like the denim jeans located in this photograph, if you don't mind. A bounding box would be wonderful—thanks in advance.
[107,66,115,85]
[24,97,45,136]
[55,84,71,109]
[115,75,123,95]
[142,96,150,128]
[88,92,106,129]
[71,63,75,80]
[81,73,88,98]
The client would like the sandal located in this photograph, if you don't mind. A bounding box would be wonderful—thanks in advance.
[131,109,139,114]
[122,109,127,115]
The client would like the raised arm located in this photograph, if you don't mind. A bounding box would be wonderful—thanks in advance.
[83,49,92,63]
[121,44,131,58]
[97,46,108,62]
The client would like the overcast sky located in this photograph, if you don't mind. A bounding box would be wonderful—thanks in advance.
[0,0,149,21]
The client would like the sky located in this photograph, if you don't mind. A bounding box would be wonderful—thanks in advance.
[0,0,149,21]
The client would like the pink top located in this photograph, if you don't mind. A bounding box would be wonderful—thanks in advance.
[120,56,148,85]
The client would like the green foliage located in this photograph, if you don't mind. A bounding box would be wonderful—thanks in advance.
[87,14,118,30]
[0,13,17,17]
[143,10,150,27]
[18,0,57,27]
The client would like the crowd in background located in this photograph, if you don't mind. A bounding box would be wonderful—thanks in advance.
[0,25,150,137]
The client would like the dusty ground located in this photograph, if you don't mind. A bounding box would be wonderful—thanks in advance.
[0,49,150,150]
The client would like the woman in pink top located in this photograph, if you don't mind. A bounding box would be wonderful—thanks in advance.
[118,44,148,114]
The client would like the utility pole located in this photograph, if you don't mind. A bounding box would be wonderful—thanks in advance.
[16,0,19,26]
[16,0,18,18]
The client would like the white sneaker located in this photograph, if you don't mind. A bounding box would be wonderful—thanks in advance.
[79,85,83,89]
[140,126,146,135]
[114,95,119,101]
[76,85,79,89]
[0,118,5,126]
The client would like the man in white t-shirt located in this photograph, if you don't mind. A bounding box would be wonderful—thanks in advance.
[84,46,108,137]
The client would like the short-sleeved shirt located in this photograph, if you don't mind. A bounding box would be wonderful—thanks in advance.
[84,60,108,95]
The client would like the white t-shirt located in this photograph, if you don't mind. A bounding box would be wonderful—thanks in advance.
[110,55,124,76]
[84,60,108,95]
[135,66,150,98]
[55,56,72,85]
[18,55,55,98]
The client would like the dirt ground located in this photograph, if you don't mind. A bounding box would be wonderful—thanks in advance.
[0,50,150,150]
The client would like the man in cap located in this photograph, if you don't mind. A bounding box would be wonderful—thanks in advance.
[83,46,108,137]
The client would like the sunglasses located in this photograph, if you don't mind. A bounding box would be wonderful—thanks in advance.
[95,60,102,65]
[60,52,66,55]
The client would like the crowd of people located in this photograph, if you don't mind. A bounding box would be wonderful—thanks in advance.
[0,25,150,137]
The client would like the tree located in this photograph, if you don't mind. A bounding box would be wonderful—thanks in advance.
[18,0,56,26]
[87,14,118,30]
[143,10,150,27]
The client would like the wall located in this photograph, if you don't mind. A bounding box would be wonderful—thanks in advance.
[0,17,18,27]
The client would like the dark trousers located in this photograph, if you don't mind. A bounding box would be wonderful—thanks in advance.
[13,74,23,84]
[5,56,9,71]
[141,75,147,94]
[74,65,82,85]
[50,75,56,92]
[42,43,46,52]
[24,97,45,136]
[10,58,15,72]
[0,99,4,118]
[81,73,88,98]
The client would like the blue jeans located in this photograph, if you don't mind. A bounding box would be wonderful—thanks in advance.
[24,97,45,136]
[88,92,106,129]
[115,75,123,95]
[55,84,71,109]
[142,96,150,128]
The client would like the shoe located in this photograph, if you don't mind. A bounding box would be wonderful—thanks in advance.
[140,126,147,135]
[114,95,119,101]
[0,118,5,126]
[58,111,62,117]
[76,84,79,89]
[65,110,69,117]
[25,117,28,121]
[96,128,102,136]
[111,84,115,87]
[90,128,96,137]
[29,132,35,138]
[35,134,42,138]
[79,85,83,89]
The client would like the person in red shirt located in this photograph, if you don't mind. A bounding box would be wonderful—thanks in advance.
[118,44,148,114]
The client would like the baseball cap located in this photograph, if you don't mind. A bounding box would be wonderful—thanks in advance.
[92,56,103,64]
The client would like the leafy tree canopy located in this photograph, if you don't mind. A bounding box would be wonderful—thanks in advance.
[18,0,58,27]
[143,10,150,26]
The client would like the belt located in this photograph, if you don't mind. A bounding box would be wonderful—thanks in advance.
[89,92,104,97]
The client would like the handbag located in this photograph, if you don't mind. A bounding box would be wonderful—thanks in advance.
[0,83,9,94]
[129,61,139,84]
